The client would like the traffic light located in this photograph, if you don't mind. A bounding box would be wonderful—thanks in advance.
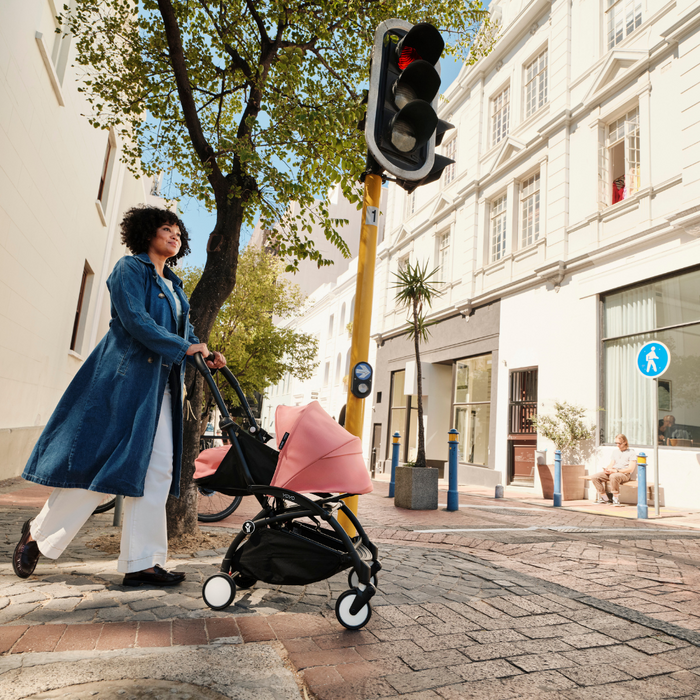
[365,19,454,189]
[350,362,373,399]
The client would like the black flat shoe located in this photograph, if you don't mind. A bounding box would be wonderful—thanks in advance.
[13,518,41,579]
[122,564,186,587]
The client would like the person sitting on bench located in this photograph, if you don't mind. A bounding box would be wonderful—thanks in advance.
[591,434,636,506]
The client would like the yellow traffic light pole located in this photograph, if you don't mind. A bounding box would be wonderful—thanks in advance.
[338,172,383,536]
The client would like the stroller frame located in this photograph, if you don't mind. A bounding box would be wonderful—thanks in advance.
[193,354,381,630]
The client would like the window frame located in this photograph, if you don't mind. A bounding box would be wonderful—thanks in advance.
[492,85,510,146]
[520,171,541,248]
[490,193,508,262]
[443,137,457,184]
[606,0,643,50]
[523,48,548,119]
[601,106,640,207]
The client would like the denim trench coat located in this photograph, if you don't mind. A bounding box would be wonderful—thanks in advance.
[22,253,199,498]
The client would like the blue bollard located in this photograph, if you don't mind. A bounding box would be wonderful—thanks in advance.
[388,432,400,498]
[447,429,460,511]
[553,449,562,507]
[637,452,648,519]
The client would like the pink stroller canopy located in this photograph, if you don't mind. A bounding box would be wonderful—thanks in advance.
[271,401,373,494]
[194,445,230,480]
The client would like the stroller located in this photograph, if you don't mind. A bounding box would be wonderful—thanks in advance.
[192,354,381,630]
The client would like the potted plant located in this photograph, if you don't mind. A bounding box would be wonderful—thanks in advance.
[391,261,442,510]
[532,401,594,500]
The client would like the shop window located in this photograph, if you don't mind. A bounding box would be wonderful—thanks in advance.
[602,108,640,206]
[387,370,418,462]
[524,49,548,118]
[607,0,642,50]
[520,172,540,248]
[443,137,457,184]
[70,261,94,354]
[602,266,700,447]
[492,86,510,146]
[490,194,507,262]
[453,354,492,465]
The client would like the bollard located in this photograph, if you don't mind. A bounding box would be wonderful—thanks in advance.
[447,429,460,511]
[388,432,400,498]
[553,449,562,507]
[495,484,504,499]
[637,452,648,519]
[113,495,124,526]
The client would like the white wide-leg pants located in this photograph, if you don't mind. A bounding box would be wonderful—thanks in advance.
[30,386,174,574]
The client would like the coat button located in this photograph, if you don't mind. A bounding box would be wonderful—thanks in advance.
[147,357,153,363]
[158,293,166,298]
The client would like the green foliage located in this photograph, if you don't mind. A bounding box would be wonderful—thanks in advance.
[179,247,318,406]
[533,401,594,453]
[392,261,443,341]
[64,0,494,268]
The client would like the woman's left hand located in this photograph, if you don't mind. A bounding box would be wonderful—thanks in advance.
[207,351,227,370]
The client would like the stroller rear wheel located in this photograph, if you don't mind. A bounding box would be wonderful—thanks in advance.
[202,573,236,610]
[348,570,378,590]
[335,590,372,631]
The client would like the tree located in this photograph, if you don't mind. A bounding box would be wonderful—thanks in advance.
[392,261,442,469]
[179,247,318,429]
[65,0,494,538]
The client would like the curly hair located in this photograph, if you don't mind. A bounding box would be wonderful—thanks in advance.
[119,205,191,266]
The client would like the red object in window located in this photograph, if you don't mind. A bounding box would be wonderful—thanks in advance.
[612,178,625,204]
[398,46,421,70]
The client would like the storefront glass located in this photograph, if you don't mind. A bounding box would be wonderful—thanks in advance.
[603,267,700,446]
[453,354,492,465]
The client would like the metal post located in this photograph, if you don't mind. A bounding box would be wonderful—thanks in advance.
[553,449,562,507]
[389,432,400,498]
[447,429,459,511]
[112,495,124,526]
[338,172,382,535]
[653,377,660,516]
[637,452,648,520]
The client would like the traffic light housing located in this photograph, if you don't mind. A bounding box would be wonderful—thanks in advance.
[365,20,454,189]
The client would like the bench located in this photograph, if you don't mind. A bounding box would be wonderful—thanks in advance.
[580,476,663,506]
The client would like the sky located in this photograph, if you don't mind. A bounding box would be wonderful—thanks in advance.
[176,55,465,269]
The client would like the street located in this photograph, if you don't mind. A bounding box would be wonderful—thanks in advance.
[2,478,700,699]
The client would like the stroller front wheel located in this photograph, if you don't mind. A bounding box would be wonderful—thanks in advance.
[335,590,372,631]
[348,570,378,590]
[202,573,236,610]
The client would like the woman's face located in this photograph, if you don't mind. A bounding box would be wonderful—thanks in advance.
[149,222,181,260]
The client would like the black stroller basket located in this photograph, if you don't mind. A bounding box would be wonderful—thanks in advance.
[192,353,381,630]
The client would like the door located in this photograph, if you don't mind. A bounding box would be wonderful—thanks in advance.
[508,368,538,485]
[370,423,382,476]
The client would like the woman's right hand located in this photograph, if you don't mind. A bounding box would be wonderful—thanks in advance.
[186,343,211,359]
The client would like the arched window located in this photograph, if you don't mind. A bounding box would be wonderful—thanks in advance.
[335,353,342,385]
[339,303,346,332]
[349,296,355,328]
[345,348,352,378]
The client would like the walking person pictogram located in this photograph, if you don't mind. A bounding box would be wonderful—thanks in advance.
[645,345,659,373]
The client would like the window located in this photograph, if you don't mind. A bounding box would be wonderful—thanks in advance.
[524,49,548,118]
[97,132,117,214]
[405,190,416,217]
[437,231,450,284]
[490,194,507,262]
[398,254,410,272]
[387,370,418,462]
[520,173,540,248]
[443,138,457,184]
[339,303,346,331]
[453,355,492,465]
[492,86,510,145]
[70,261,94,354]
[602,267,700,447]
[602,107,640,205]
[607,0,642,49]
[509,369,538,434]
[35,0,76,98]
[328,314,334,338]
[323,362,330,387]
[335,353,342,385]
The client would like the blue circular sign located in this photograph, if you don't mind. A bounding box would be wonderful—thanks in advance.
[636,341,670,378]
[354,362,372,380]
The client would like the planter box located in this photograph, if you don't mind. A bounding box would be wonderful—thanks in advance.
[394,466,438,510]
[537,463,586,501]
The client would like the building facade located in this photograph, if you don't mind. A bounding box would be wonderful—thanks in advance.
[0,1,169,480]
[370,0,700,507]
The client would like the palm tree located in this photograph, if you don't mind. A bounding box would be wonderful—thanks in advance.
[392,261,443,469]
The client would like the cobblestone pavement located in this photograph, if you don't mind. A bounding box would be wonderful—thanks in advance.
[2,478,700,699]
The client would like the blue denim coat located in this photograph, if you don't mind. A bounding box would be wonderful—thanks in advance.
[23,253,199,497]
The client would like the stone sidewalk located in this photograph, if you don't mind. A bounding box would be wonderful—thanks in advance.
[2,478,700,699]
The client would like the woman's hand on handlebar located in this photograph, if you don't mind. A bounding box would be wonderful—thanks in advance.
[186,344,227,369]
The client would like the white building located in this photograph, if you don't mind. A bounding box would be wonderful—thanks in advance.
[368,0,700,509]
[0,1,170,480]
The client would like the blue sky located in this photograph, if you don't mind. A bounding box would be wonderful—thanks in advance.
[177,55,465,269]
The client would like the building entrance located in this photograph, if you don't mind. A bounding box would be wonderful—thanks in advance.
[508,368,538,486]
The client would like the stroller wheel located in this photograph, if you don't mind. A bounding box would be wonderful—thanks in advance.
[335,590,372,631]
[348,570,378,590]
[202,573,236,610]
[232,573,257,590]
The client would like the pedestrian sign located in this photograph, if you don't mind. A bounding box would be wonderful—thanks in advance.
[636,341,670,378]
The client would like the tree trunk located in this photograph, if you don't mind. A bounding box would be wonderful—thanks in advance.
[413,299,426,469]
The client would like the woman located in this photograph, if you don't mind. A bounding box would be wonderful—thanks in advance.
[590,434,636,506]
[13,205,225,586]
